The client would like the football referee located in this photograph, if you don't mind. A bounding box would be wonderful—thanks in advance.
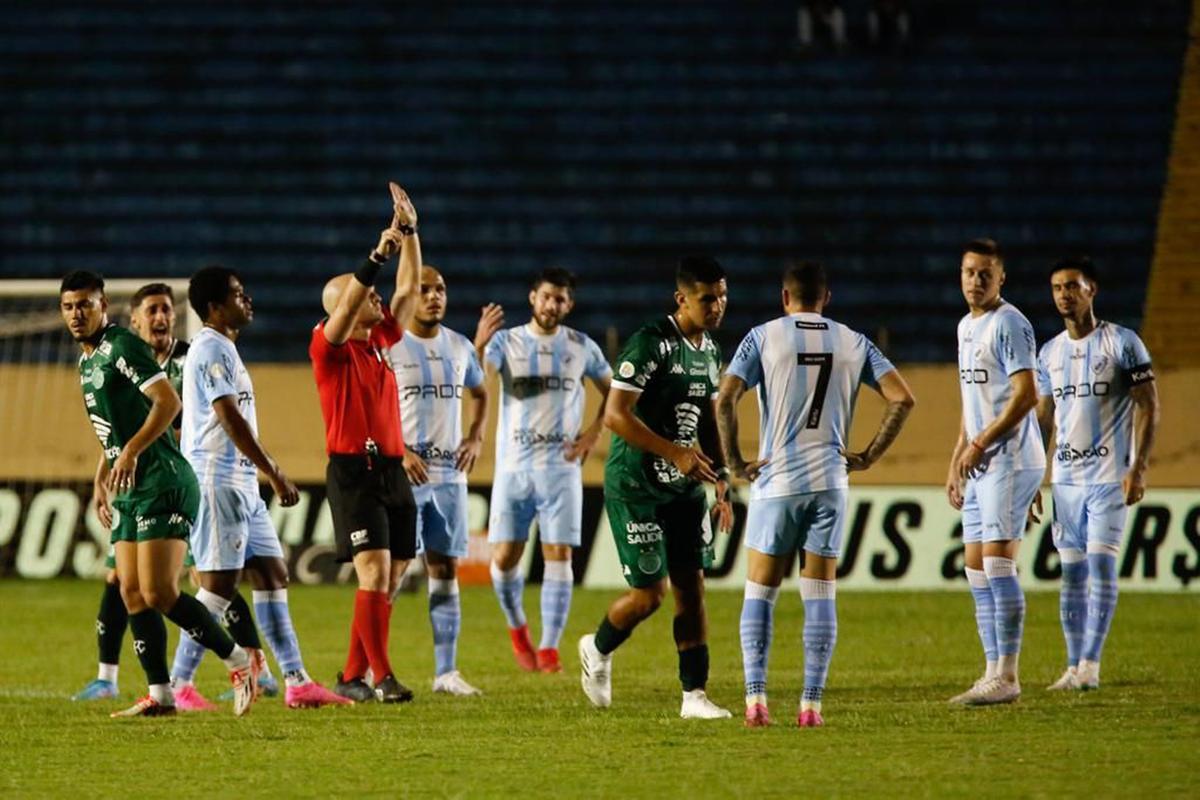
[310,183,422,704]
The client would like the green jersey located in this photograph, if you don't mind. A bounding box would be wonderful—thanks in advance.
[78,324,194,496]
[604,315,722,501]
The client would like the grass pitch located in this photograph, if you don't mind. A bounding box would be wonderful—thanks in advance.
[0,580,1196,798]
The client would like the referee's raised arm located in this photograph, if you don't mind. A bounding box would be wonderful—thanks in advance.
[387,182,422,328]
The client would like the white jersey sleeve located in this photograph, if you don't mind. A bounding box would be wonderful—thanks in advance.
[180,328,258,491]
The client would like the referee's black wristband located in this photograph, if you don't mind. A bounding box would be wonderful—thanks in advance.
[355,255,384,286]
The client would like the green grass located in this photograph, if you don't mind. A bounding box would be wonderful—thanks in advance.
[0,580,1197,798]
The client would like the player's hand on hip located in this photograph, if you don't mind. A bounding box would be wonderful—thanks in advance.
[270,471,301,507]
[474,303,505,351]
[670,445,718,483]
[403,450,429,485]
[945,475,964,510]
[564,429,599,463]
[1025,489,1043,528]
[107,450,138,495]
[1122,470,1146,505]
[840,448,872,472]
[732,457,768,482]
[455,437,482,473]
[389,182,418,228]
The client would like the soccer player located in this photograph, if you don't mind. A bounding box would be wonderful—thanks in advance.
[1035,257,1159,691]
[476,268,612,673]
[578,256,733,719]
[717,262,915,728]
[60,270,257,717]
[311,184,421,704]
[167,266,350,710]
[945,238,1045,706]
[391,266,499,695]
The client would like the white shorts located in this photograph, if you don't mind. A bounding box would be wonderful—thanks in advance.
[744,489,848,559]
[414,482,470,559]
[190,484,282,572]
[1051,482,1127,551]
[962,467,1043,544]
[487,469,582,547]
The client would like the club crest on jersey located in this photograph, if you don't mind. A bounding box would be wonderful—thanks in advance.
[90,368,105,389]
[98,341,113,356]
[618,361,636,379]
[1092,355,1110,374]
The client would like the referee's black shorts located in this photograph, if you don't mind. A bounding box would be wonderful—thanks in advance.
[326,454,417,563]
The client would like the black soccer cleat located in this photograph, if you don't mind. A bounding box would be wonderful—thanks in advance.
[375,674,414,704]
[334,672,376,703]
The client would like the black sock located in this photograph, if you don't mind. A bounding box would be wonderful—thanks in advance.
[97,582,128,666]
[594,615,632,656]
[223,592,262,649]
[678,644,709,692]
[127,610,170,686]
[165,593,235,660]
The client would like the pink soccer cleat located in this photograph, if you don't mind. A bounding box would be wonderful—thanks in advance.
[285,681,354,709]
[509,625,538,672]
[744,702,771,728]
[173,684,218,712]
[797,708,825,728]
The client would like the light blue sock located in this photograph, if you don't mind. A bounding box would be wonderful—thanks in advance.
[1058,551,1088,667]
[1082,551,1119,662]
[800,577,837,705]
[490,561,526,629]
[171,588,228,683]
[252,589,306,680]
[538,560,573,650]
[965,567,998,664]
[428,578,461,676]
[739,581,778,700]
[985,557,1025,657]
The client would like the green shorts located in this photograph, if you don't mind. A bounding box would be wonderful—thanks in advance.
[109,479,199,545]
[605,490,714,588]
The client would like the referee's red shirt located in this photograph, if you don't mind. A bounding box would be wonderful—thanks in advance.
[310,308,405,457]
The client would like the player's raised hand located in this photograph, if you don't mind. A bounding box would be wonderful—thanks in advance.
[455,436,483,474]
[670,445,719,483]
[107,449,138,495]
[474,303,505,352]
[270,470,300,507]
[374,227,406,260]
[1025,489,1043,529]
[732,457,769,482]
[389,182,418,229]
[403,449,429,485]
[841,448,873,472]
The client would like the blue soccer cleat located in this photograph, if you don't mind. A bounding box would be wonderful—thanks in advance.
[72,678,118,701]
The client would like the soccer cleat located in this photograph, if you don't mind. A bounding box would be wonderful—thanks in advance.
[797,708,825,728]
[374,674,415,704]
[1046,667,1081,691]
[963,676,1021,706]
[432,670,483,697]
[1075,660,1101,690]
[680,689,733,720]
[173,684,218,712]
[217,670,279,702]
[286,681,354,709]
[947,676,990,705]
[536,647,562,673]
[744,702,771,728]
[110,696,176,718]
[72,678,118,701]
[333,672,376,703]
[509,625,538,672]
[578,634,612,708]
[229,663,258,717]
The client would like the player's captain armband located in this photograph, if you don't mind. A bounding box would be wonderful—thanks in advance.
[1126,363,1155,385]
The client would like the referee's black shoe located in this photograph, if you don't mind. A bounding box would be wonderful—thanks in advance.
[375,674,414,703]
[334,672,376,703]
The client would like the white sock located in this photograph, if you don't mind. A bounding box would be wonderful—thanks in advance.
[221,644,250,672]
[998,653,1020,682]
[149,683,173,706]
[98,663,118,683]
[984,660,999,680]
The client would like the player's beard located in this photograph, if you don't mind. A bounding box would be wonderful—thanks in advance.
[535,310,560,330]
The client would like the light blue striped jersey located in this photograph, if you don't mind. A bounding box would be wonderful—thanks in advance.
[389,326,484,485]
[727,312,895,498]
[1036,321,1153,486]
[956,301,1045,472]
[181,327,258,492]
[484,323,612,473]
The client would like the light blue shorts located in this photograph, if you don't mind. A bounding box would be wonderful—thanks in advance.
[414,481,470,558]
[488,469,582,547]
[190,484,282,572]
[744,489,848,559]
[961,467,1044,544]
[1051,482,1127,551]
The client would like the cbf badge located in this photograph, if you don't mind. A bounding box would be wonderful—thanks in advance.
[700,510,715,570]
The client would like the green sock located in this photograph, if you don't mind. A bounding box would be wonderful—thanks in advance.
[97,581,128,666]
[678,644,709,692]
[165,593,236,660]
[223,592,262,649]
[594,616,631,655]
[128,610,170,686]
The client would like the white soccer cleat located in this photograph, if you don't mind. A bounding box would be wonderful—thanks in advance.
[1046,667,1081,691]
[1075,660,1101,690]
[948,676,989,705]
[680,689,733,719]
[963,676,1021,706]
[432,670,482,697]
[578,634,612,708]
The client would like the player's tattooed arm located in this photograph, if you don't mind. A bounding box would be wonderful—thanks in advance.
[211,395,300,506]
[716,374,768,481]
[108,378,181,494]
[1124,379,1160,505]
[565,375,611,463]
[843,370,915,472]
[388,183,423,327]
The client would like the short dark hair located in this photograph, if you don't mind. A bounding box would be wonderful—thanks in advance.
[1050,255,1098,284]
[531,267,576,297]
[188,265,240,321]
[59,270,105,295]
[783,261,828,306]
[676,255,726,290]
[963,238,1003,262]
[130,282,174,312]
